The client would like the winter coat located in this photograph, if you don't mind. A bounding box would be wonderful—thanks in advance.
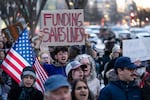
[8,86,43,100]
[140,72,150,100]
[98,80,141,100]
[0,84,10,100]
[103,58,117,85]
[43,62,67,77]
[87,77,100,99]
[75,54,101,99]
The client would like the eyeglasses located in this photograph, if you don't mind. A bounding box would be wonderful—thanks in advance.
[42,57,49,59]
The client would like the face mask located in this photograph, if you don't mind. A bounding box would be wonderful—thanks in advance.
[136,67,146,77]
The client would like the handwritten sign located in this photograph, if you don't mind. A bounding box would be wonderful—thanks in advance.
[40,9,85,47]
[123,38,150,61]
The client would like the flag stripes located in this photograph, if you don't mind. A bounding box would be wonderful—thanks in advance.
[1,29,48,93]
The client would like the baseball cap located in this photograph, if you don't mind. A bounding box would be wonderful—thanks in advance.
[114,56,136,69]
[44,75,70,92]
[65,60,86,76]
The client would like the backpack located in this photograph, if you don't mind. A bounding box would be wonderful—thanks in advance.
[140,72,150,100]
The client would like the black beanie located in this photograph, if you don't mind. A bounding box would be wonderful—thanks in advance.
[21,66,36,79]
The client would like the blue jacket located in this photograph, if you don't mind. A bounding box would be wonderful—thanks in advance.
[43,63,67,77]
[98,80,141,100]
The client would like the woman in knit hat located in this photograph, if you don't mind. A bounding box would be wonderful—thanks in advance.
[8,66,43,100]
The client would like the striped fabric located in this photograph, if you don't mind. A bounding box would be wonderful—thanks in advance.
[1,29,48,92]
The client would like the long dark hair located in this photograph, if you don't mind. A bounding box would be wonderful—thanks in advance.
[67,69,85,85]
[71,79,94,100]
[67,70,73,84]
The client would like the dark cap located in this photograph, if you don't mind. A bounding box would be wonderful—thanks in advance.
[114,56,136,69]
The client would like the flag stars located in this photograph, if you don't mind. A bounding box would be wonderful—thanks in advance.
[23,54,25,57]
[12,30,36,65]
[19,44,22,47]
[26,54,29,57]
[27,58,30,61]
[19,51,22,54]
[19,48,22,50]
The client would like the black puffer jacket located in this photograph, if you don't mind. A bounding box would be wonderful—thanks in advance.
[8,86,43,100]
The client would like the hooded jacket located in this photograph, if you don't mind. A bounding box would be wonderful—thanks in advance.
[75,54,100,99]
[98,80,141,100]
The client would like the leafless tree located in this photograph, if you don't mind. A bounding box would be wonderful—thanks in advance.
[0,0,47,37]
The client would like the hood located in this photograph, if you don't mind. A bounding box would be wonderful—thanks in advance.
[106,69,119,82]
[75,54,97,81]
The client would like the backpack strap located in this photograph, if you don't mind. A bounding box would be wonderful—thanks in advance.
[140,72,150,88]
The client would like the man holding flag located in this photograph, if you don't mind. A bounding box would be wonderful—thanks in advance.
[1,28,48,94]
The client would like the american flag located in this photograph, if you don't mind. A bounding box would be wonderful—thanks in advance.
[1,29,48,92]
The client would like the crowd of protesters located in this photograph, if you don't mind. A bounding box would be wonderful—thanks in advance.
[1,29,150,100]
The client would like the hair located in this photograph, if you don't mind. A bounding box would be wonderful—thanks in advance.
[71,79,94,100]
[67,70,74,84]
[114,67,124,75]
[0,41,5,49]
[53,46,68,55]
[67,65,86,85]
[39,52,49,58]
[52,46,68,61]
[68,46,81,60]
[0,50,6,60]
[75,54,97,81]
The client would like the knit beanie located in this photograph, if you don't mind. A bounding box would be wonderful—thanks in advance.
[21,66,36,79]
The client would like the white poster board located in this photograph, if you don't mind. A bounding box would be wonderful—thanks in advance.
[123,38,150,61]
[40,9,85,48]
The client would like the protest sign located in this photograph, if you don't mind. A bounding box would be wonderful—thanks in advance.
[2,23,23,42]
[40,9,85,47]
[123,38,150,61]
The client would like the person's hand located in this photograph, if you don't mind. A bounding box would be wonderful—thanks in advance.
[134,60,141,66]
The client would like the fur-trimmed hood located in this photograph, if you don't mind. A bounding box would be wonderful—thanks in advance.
[75,54,97,81]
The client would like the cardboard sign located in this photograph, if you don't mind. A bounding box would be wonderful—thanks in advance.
[2,23,23,42]
[123,38,150,61]
[40,9,85,47]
